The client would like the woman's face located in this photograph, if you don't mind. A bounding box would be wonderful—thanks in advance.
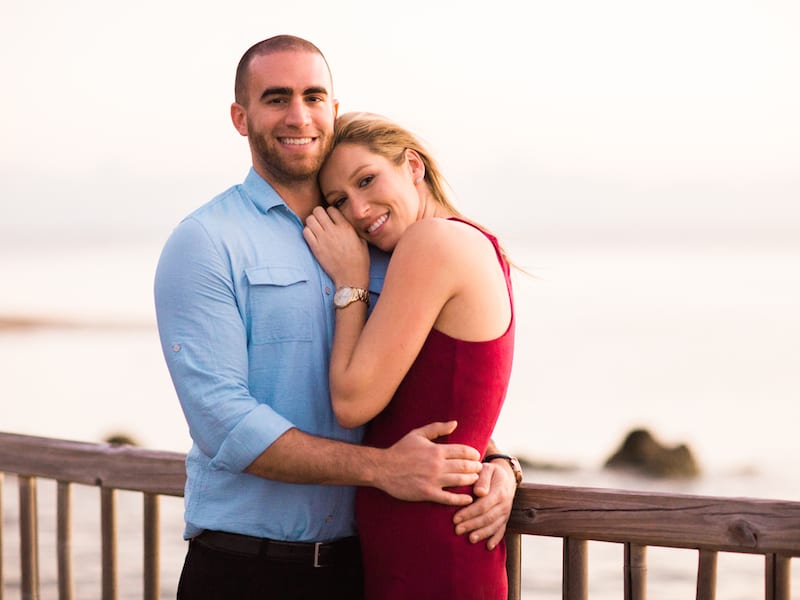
[319,142,421,252]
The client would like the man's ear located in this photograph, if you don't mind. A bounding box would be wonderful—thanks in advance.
[332,98,340,119]
[231,102,248,137]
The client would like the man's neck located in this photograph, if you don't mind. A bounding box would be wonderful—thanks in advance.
[253,166,323,221]
[272,181,322,222]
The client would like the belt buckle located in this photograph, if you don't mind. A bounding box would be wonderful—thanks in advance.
[313,542,323,568]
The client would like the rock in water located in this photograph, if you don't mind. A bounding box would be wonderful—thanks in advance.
[604,428,700,478]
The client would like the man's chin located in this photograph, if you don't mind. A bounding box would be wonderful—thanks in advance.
[262,159,324,184]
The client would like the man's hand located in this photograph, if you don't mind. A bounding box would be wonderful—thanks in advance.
[452,459,516,550]
[374,421,481,505]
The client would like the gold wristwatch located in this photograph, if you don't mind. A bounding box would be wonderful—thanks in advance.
[483,453,523,485]
[333,286,370,309]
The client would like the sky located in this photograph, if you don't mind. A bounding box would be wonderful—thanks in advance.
[1,0,799,245]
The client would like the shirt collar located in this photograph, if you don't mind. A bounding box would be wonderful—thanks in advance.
[242,167,287,214]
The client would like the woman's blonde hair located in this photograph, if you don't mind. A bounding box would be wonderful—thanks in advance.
[329,112,464,218]
[328,112,520,271]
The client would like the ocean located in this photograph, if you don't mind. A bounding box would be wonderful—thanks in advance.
[1,235,799,598]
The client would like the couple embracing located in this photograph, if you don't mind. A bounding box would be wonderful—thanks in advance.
[155,34,519,600]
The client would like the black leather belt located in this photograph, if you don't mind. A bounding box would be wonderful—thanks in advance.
[192,530,361,568]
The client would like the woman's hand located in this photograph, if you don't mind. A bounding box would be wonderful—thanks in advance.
[304,206,370,288]
[452,460,516,550]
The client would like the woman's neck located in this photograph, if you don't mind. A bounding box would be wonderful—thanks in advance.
[419,191,454,220]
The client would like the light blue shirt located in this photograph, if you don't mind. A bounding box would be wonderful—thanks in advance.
[154,168,388,541]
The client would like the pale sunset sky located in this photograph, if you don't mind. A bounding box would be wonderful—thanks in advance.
[1,0,798,243]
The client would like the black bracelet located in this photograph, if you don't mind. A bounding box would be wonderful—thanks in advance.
[483,454,523,485]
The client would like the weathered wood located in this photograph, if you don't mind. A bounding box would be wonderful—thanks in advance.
[143,493,160,600]
[19,476,39,600]
[57,482,74,600]
[0,432,185,496]
[505,532,521,600]
[696,549,717,600]
[563,537,587,600]
[624,543,646,600]
[3,432,800,599]
[508,483,800,555]
[765,554,791,600]
[101,488,118,600]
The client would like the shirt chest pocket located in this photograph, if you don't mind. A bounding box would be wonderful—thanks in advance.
[245,266,313,344]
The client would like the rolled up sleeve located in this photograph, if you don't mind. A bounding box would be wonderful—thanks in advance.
[154,217,295,472]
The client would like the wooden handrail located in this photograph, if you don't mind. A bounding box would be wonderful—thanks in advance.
[1,431,799,600]
[0,431,185,496]
[507,483,800,555]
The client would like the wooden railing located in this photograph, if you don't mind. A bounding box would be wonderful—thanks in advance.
[0,432,185,600]
[504,483,800,600]
[1,431,799,599]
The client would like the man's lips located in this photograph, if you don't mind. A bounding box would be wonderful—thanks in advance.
[279,137,315,146]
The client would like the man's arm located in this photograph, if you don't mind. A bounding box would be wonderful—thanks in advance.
[155,217,482,504]
[452,438,521,549]
[245,421,482,505]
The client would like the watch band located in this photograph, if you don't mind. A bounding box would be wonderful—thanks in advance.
[483,453,523,485]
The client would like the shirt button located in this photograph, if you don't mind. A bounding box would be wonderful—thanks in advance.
[172,344,181,352]
[324,287,332,295]
[325,514,334,523]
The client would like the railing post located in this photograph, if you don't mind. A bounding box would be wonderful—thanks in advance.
[696,549,717,600]
[624,543,647,600]
[101,488,118,600]
[563,537,587,600]
[765,554,790,600]
[505,532,521,600]
[57,481,74,600]
[18,475,40,600]
[143,493,160,600]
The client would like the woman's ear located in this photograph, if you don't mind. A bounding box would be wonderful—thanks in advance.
[405,148,425,183]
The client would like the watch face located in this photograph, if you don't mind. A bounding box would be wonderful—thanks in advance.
[334,286,369,309]
[334,286,353,307]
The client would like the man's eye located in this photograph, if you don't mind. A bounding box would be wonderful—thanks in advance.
[358,175,374,188]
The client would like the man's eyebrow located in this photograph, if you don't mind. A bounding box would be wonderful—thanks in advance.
[259,86,330,101]
[260,87,292,101]
[303,86,329,96]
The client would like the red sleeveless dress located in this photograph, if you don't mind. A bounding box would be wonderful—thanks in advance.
[356,218,515,600]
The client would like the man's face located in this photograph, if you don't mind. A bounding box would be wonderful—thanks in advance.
[234,51,338,185]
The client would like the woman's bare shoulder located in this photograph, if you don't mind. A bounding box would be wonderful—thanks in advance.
[398,217,487,255]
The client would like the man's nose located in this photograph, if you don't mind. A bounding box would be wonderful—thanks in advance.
[285,98,311,127]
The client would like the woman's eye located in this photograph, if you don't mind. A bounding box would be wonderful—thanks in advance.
[332,197,347,209]
[358,175,374,188]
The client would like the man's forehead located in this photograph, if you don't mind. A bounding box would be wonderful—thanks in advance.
[248,50,332,91]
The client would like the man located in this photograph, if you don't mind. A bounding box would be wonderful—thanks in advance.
[154,35,520,599]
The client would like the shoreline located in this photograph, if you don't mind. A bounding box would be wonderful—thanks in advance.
[0,314,153,331]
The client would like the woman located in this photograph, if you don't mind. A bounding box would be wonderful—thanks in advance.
[303,112,515,599]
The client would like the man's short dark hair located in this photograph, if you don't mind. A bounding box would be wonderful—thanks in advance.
[234,35,331,105]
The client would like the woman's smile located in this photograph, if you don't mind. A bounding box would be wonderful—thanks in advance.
[365,213,389,235]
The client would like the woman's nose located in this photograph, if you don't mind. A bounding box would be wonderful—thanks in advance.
[350,196,370,219]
